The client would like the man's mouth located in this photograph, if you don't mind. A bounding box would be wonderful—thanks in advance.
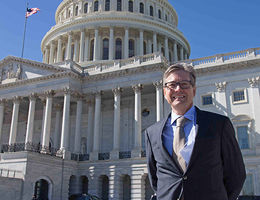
[172,95,185,100]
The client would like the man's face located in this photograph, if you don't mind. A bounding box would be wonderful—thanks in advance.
[163,70,196,115]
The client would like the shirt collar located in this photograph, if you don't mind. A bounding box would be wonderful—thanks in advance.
[171,105,196,125]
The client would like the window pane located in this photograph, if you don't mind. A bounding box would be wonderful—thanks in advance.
[90,40,94,61]
[150,6,153,16]
[243,174,254,195]
[84,3,88,13]
[75,6,78,16]
[233,90,245,102]
[105,0,110,11]
[140,3,144,14]
[117,0,122,11]
[237,126,249,149]
[115,39,122,59]
[128,1,133,12]
[103,39,109,60]
[202,95,213,105]
[158,10,161,19]
[94,1,99,12]
[129,39,134,58]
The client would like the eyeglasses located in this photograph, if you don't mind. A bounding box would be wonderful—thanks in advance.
[164,80,193,90]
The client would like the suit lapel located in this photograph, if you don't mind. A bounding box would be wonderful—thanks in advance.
[158,113,184,173]
[186,107,210,171]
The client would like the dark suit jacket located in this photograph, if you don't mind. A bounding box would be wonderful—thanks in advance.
[145,107,246,200]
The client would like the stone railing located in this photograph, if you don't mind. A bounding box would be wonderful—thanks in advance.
[71,153,89,161]
[186,47,260,67]
[82,52,163,75]
[119,151,131,159]
[0,168,24,179]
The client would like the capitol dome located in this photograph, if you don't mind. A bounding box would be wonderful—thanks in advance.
[41,0,190,65]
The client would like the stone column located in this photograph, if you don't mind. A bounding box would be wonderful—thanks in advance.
[41,90,54,153]
[40,99,46,146]
[0,99,5,152]
[53,104,62,150]
[57,36,63,62]
[111,87,122,159]
[90,91,102,160]
[94,28,99,61]
[154,81,163,122]
[86,97,94,154]
[66,32,73,60]
[84,34,89,61]
[164,36,169,60]
[79,29,85,63]
[45,48,50,64]
[109,27,114,60]
[73,39,79,62]
[173,41,178,62]
[25,93,37,150]
[74,94,83,154]
[139,30,144,56]
[59,88,71,157]
[180,46,184,61]
[132,84,142,157]
[153,32,157,53]
[124,28,129,59]
[215,82,228,116]
[8,96,20,151]
[49,41,55,64]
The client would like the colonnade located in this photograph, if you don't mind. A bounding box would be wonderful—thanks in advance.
[0,81,164,160]
[43,27,189,65]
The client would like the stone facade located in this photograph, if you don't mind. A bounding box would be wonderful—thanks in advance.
[0,0,259,199]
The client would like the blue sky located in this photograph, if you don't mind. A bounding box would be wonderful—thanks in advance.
[0,0,259,62]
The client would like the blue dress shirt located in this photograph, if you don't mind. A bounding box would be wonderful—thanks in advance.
[162,106,197,166]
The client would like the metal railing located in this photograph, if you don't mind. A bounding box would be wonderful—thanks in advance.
[119,151,131,159]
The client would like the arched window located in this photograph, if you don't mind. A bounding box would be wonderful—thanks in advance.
[68,10,71,18]
[117,0,122,11]
[34,179,49,200]
[129,39,135,58]
[158,9,161,19]
[115,38,122,59]
[90,40,94,61]
[161,47,165,56]
[139,3,144,14]
[71,44,75,60]
[84,3,88,13]
[94,1,99,12]
[149,6,153,16]
[100,175,109,200]
[128,0,133,12]
[165,14,168,21]
[103,38,109,60]
[122,175,131,200]
[75,6,79,16]
[62,48,66,61]
[105,0,110,11]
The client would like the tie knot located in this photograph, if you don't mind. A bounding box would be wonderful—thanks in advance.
[176,116,187,127]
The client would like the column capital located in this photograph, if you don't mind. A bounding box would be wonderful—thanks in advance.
[12,96,22,103]
[112,87,123,96]
[215,81,227,92]
[72,91,84,100]
[93,90,103,98]
[0,99,6,105]
[153,80,163,88]
[248,76,259,88]
[132,84,143,93]
[29,93,38,101]
[63,87,72,94]
[44,90,55,97]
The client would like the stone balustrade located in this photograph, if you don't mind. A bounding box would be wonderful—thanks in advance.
[186,47,260,67]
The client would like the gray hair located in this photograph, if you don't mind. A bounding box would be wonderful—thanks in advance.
[163,62,196,86]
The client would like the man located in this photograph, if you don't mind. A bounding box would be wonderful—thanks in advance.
[145,63,246,200]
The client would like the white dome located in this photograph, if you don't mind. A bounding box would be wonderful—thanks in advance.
[41,0,190,65]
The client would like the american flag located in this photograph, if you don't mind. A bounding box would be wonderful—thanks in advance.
[26,8,40,18]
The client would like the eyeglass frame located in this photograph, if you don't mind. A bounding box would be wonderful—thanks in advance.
[164,80,193,90]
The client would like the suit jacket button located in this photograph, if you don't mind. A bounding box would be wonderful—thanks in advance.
[183,176,187,180]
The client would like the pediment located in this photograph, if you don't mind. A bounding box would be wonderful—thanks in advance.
[232,115,252,122]
[0,56,66,84]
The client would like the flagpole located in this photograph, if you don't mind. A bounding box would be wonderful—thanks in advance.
[21,2,29,58]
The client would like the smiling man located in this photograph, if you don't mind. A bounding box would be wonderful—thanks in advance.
[145,63,246,200]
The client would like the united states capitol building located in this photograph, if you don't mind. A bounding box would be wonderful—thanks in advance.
[0,0,259,199]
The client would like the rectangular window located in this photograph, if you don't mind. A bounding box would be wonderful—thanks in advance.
[237,126,249,149]
[243,174,254,195]
[202,95,213,106]
[233,90,245,103]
